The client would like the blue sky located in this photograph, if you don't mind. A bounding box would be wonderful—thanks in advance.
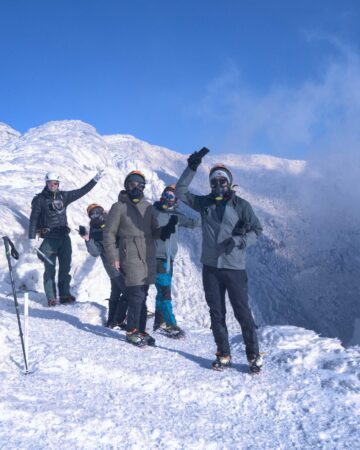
[1,0,360,158]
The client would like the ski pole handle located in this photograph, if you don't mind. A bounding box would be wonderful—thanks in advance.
[2,236,29,374]
[2,236,19,259]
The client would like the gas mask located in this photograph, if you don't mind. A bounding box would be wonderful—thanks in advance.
[126,181,145,203]
[89,207,106,228]
[210,177,229,201]
[160,191,176,210]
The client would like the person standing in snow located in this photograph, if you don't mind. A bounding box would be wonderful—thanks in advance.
[28,170,105,306]
[79,203,128,329]
[103,171,177,347]
[175,148,264,373]
[152,184,199,338]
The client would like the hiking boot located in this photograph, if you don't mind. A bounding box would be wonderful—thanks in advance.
[248,353,263,374]
[126,330,147,347]
[159,324,185,339]
[140,332,156,346]
[47,298,57,307]
[160,324,185,339]
[59,295,76,304]
[212,354,231,371]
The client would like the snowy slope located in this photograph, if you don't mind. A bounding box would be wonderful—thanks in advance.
[0,292,359,449]
[0,120,359,448]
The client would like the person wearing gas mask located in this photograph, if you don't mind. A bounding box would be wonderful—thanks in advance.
[175,148,264,374]
[152,184,199,338]
[79,204,128,329]
[103,171,177,347]
[28,170,105,306]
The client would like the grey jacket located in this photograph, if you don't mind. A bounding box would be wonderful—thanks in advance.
[103,191,161,287]
[85,236,120,280]
[175,167,262,270]
[152,202,200,260]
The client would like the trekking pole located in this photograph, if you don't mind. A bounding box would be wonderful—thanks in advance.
[166,234,171,274]
[2,236,30,374]
[24,292,29,365]
[35,247,54,266]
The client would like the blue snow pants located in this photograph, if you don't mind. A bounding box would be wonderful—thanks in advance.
[155,258,176,326]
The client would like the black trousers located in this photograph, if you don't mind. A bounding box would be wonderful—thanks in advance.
[107,276,128,327]
[202,265,259,359]
[125,284,149,333]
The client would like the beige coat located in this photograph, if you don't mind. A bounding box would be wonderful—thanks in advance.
[103,192,161,286]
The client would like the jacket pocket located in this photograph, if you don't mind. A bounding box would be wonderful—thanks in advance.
[133,238,145,263]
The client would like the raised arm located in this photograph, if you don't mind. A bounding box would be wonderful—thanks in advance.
[175,147,209,212]
[63,169,106,205]
[63,179,97,205]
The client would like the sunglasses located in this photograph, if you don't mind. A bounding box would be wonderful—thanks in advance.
[47,180,59,185]
[127,181,145,191]
[210,177,228,188]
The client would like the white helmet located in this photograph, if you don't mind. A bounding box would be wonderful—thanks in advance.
[45,172,60,182]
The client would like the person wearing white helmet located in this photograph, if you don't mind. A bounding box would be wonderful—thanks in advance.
[175,148,264,374]
[28,169,105,306]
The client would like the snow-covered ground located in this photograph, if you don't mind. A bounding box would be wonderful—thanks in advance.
[0,292,359,449]
[0,120,359,448]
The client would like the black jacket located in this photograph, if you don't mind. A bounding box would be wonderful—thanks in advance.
[29,179,97,239]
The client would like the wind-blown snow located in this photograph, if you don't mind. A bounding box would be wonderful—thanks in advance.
[0,120,359,448]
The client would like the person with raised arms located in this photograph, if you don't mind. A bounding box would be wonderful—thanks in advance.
[175,148,264,374]
[28,169,105,306]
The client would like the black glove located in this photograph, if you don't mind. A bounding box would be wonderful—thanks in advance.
[232,220,251,236]
[237,237,246,250]
[78,225,87,237]
[222,237,236,255]
[160,215,178,241]
[187,147,210,171]
[222,236,246,254]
